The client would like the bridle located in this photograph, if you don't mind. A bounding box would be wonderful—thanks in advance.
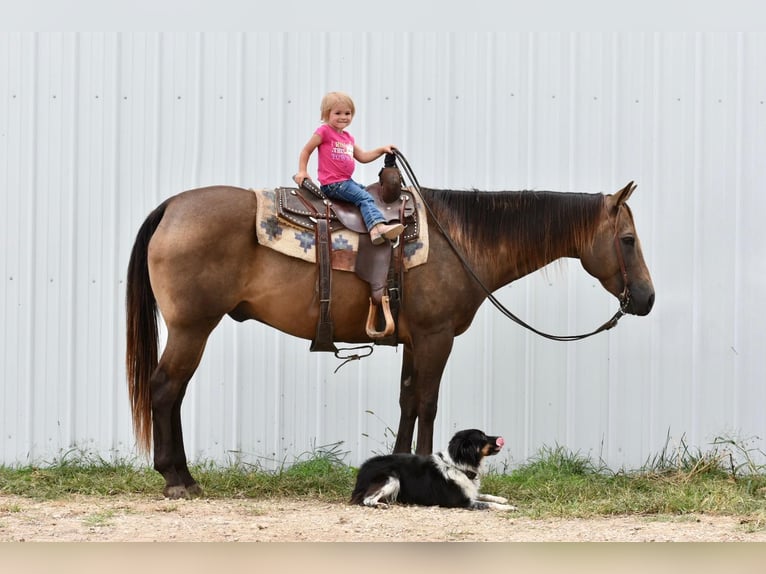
[391,148,630,342]
[612,210,632,313]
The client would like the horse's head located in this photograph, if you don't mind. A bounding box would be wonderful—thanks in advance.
[581,181,655,316]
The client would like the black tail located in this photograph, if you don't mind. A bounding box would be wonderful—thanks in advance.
[125,199,170,455]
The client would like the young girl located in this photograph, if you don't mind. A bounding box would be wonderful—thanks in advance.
[293,91,404,245]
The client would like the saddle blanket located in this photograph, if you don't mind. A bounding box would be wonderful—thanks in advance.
[252,188,429,272]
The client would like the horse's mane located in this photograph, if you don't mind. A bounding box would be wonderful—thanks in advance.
[421,188,606,270]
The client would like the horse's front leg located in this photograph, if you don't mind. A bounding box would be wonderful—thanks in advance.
[394,333,455,455]
[393,346,416,453]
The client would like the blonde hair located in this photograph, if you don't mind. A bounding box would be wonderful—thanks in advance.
[320,91,355,122]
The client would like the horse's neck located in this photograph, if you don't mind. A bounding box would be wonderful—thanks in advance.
[424,188,602,290]
[496,234,575,288]
[480,191,601,289]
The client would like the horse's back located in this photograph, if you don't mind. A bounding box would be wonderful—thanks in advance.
[152,186,259,256]
[158,185,256,235]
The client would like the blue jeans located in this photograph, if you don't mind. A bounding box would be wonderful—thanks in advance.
[321,179,385,231]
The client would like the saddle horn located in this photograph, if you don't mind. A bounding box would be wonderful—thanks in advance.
[378,153,404,204]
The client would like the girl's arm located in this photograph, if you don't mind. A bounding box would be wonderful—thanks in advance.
[354,144,395,164]
[293,133,322,185]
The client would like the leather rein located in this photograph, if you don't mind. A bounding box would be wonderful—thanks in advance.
[391,149,630,342]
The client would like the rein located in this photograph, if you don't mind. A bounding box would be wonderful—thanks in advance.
[391,149,629,342]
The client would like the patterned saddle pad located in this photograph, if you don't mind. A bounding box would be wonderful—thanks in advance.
[252,187,429,273]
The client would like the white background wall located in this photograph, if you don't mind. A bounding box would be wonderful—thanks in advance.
[2,32,765,471]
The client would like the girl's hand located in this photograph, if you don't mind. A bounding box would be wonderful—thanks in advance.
[293,172,310,186]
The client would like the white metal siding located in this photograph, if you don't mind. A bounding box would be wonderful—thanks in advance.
[1,32,765,470]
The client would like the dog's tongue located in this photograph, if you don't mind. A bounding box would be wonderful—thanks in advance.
[496,437,505,448]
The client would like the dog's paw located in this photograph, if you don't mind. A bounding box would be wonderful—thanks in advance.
[362,498,390,509]
[492,503,516,511]
[477,493,508,504]
[472,499,517,511]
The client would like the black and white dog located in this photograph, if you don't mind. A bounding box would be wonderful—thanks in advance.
[350,429,515,510]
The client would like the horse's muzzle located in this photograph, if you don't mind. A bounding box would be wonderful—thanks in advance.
[624,287,655,316]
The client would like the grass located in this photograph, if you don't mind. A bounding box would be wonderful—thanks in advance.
[2,437,766,524]
[82,510,116,527]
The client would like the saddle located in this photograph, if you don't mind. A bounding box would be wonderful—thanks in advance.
[275,162,420,352]
[276,181,418,238]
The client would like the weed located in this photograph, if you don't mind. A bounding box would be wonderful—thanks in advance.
[83,510,116,527]
[156,504,179,513]
[362,410,399,455]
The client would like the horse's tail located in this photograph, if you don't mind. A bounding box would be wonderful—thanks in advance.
[125,200,169,456]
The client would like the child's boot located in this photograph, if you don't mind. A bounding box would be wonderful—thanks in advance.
[370,222,405,245]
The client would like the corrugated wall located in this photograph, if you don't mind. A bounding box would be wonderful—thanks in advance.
[2,32,765,471]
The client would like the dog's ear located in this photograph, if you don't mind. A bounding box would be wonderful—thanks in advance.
[448,433,482,467]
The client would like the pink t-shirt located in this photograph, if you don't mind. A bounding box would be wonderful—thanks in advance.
[315,123,356,185]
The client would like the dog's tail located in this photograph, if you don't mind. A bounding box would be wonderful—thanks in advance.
[350,485,365,505]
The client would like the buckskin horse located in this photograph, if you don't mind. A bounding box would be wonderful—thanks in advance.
[126,169,654,498]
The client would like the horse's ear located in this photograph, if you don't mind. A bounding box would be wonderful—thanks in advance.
[608,181,636,212]
[615,181,636,205]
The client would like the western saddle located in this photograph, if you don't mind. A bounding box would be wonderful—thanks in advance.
[275,155,419,352]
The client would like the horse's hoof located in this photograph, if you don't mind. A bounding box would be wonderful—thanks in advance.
[163,485,192,499]
[186,483,204,497]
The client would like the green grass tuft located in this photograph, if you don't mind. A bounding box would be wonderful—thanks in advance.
[2,437,766,525]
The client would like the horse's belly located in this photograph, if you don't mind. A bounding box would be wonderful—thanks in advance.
[235,251,377,343]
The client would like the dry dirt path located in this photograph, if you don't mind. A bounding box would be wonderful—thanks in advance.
[2,493,766,542]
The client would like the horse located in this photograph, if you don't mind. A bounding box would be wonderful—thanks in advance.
[126,179,654,499]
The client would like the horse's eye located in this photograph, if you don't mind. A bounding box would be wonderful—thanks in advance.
[621,236,635,247]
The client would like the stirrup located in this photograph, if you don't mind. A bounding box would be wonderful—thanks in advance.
[365,296,395,339]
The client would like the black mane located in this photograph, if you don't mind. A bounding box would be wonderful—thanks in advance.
[421,188,606,268]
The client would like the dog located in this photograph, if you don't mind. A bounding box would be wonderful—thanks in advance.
[350,428,515,511]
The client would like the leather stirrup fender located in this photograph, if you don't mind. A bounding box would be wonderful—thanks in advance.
[309,209,338,353]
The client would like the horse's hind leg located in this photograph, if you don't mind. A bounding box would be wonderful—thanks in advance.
[151,325,215,499]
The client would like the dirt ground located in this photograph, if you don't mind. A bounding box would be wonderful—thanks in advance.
[2,493,766,542]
